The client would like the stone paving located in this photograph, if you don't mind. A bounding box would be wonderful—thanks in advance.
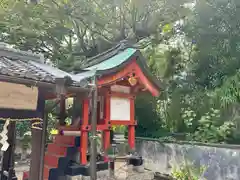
[15,161,154,180]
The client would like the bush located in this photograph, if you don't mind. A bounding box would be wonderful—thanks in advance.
[172,162,206,180]
[182,108,236,143]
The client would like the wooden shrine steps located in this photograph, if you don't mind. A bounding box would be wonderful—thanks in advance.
[43,135,80,180]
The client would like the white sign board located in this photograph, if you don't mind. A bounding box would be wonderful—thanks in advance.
[110,97,130,121]
[0,82,38,110]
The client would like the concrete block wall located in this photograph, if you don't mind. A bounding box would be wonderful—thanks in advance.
[134,140,240,180]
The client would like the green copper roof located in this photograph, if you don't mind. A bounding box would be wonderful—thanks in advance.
[75,41,164,92]
[84,48,137,71]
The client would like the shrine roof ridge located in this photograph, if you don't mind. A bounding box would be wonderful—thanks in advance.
[82,40,135,69]
[0,43,44,63]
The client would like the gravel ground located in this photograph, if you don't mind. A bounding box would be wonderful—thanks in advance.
[14,161,154,180]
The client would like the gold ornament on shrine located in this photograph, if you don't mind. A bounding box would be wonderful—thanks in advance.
[128,75,137,86]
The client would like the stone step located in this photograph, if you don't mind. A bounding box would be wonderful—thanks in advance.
[48,167,63,180]
[43,164,66,180]
[65,170,109,180]
[65,161,109,177]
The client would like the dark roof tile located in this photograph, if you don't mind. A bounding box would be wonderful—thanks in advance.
[0,57,55,82]
[0,45,94,87]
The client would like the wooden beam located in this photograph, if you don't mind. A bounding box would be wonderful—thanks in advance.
[0,74,89,93]
[97,59,160,96]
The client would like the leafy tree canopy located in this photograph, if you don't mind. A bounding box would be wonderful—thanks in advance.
[0,0,190,72]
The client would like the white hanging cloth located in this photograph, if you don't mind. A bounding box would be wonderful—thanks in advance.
[0,119,10,151]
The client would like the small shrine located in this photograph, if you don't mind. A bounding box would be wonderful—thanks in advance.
[75,42,162,161]
[0,42,163,180]
[43,42,162,179]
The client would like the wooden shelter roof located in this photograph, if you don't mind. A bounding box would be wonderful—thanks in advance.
[0,43,91,91]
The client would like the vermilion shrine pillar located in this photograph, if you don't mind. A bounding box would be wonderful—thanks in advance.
[101,86,137,153]
[80,99,89,165]
[103,92,111,160]
[128,97,136,150]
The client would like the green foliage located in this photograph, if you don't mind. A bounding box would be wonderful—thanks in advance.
[150,0,240,143]
[185,0,240,89]
[16,121,31,137]
[182,108,196,128]
[0,0,191,71]
[135,94,164,137]
[20,131,31,150]
[172,164,206,180]
[3,0,240,145]
[88,132,102,153]
[47,113,58,142]
[211,71,240,108]
[0,0,194,142]
[182,108,236,143]
[111,125,126,134]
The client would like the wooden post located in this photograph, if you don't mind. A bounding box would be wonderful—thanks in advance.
[7,122,16,180]
[59,95,66,125]
[55,78,67,126]
[103,93,111,161]
[38,112,48,180]
[29,127,42,180]
[29,92,45,180]
[90,73,98,180]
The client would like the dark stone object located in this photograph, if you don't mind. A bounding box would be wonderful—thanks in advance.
[65,161,109,176]
[128,156,143,166]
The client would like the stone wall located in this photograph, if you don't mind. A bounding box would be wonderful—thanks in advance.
[135,139,240,180]
[10,137,240,180]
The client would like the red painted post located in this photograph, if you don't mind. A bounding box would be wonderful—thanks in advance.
[80,99,89,165]
[103,94,111,161]
[128,97,135,150]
